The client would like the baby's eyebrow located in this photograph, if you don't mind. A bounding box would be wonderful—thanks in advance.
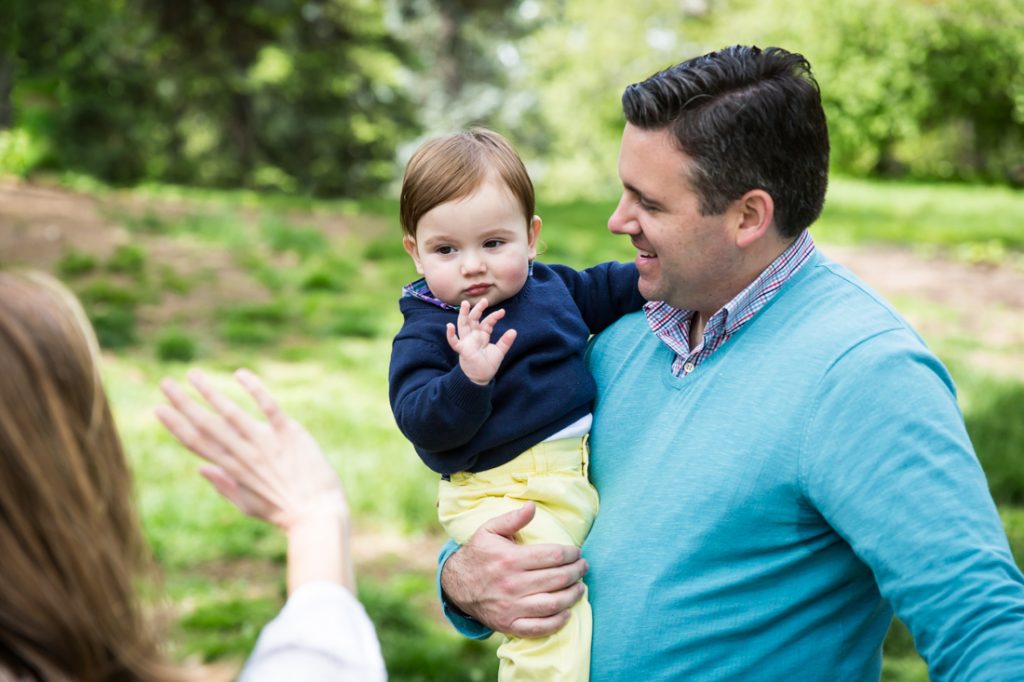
[421,235,454,249]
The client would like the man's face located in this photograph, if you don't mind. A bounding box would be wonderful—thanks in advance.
[608,124,741,314]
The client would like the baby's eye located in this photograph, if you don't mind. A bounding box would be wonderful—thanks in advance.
[483,239,505,248]
[436,245,455,255]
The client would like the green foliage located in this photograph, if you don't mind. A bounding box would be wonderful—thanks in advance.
[360,578,499,681]
[77,278,140,348]
[57,248,98,277]
[156,327,198,362]
[705,0,1024,183]
[107,243,147,275]
[219,300,291,346]
[178,594,281,660]
[7,0,419,194]
[262,216,328,258]
[966,382,1024,503]
[815,178,1024,253]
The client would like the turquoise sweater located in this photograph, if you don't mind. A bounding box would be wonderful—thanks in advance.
[442,250,1024,679]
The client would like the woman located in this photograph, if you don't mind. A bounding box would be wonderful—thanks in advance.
[0,270,385,681]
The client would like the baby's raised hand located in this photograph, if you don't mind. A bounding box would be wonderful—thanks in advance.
[446,299,517,386]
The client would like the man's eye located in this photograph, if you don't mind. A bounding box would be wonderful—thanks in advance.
[638,199,657,212]
[436,246,454,255]
[483,239,504,248]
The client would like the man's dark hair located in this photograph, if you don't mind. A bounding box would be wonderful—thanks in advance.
[622,45,829,238]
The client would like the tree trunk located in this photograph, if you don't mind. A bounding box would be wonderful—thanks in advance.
[436,0,463,98]
[0,58,13,129]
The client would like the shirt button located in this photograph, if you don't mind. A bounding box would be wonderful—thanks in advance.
[683,362,695,374]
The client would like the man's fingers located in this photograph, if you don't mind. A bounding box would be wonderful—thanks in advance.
[526,558,589,594]
[506,609,574,639]
[480,502,536,540]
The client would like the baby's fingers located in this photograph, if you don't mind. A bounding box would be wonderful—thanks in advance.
[446,322,460,351]
[494,328,517,356]
[456,300,473,338]
[467,298,489,326]
[479,307,507,333]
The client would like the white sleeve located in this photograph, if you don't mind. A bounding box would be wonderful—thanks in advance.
[239,581,387,682]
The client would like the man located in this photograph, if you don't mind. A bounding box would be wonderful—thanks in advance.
[439,45,1024,679]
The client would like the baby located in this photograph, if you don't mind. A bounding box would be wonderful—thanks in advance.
[388,128,645,681]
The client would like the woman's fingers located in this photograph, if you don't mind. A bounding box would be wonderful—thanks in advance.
[154,401,221,463]
[159,377,254,468]
[198,464,246,508]
[188,369,266,444]
[235,368,290,435]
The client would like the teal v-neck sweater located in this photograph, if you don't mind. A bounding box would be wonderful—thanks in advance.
[583,251,1024,679]
[442,251,1024,680]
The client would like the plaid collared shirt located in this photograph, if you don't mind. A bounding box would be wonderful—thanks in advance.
[644,230,816,377]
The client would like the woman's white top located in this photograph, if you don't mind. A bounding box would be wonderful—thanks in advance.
[240,581,386,681]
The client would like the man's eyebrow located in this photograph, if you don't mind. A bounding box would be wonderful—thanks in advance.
[624,183,663,208]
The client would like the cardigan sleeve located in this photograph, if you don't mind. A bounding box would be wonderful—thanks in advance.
[388,330,494,468]
[239,582,387,682]
[547,262,646,334]
[799,330,1024,680]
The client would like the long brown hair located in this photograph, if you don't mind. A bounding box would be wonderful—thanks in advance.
[0,271,183,681]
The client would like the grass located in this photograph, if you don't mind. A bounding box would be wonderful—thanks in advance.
[34,174,1024,678]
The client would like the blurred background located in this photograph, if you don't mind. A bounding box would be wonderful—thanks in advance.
[1,0,1022,680]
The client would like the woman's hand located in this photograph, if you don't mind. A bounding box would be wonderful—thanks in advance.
[156,368,354,591]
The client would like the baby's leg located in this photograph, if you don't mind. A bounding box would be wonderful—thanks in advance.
[438,441,597,681]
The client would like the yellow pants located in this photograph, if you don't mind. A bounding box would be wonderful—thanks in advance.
[438,437,598,682]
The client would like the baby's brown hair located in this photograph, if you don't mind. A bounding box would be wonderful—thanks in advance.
[399,128,535,238]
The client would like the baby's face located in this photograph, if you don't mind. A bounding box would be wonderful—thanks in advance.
[404,177,540,308]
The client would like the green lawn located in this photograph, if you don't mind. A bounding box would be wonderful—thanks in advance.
[42,175,1024,679]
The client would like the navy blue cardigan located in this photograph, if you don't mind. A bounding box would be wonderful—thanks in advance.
[388,261,645,475]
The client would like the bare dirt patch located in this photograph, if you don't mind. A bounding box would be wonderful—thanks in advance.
[0,179,392,341]
[3,179,1021,372]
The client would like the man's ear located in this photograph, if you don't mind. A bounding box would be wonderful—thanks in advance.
[733,189,775,249]
[403,235,424,275]
[527,216,542,260]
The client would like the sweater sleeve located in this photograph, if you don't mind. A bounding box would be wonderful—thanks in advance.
[799,330,1024,680]
[239,582,387,682]
[389,332,494,459]
[548,262,646,334]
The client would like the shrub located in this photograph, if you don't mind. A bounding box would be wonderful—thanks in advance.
[89,306,137,349]
[262,217,328,259]
[966,382,1024,503]
[219,300,290,346]
[107,243,147,275]
[156,327,197,362]
[57,249,98,277]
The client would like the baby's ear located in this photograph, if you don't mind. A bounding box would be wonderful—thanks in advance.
[528,216,542,258]
[403,236,424,274]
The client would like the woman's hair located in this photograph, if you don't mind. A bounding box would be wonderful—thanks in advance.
[399,127,535,238]
[0,271,181,681]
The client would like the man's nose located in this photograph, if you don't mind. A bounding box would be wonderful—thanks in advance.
[608,194,637,234]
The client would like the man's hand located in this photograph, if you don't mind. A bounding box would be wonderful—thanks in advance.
[446,299,517,386]
[441,502,588,638]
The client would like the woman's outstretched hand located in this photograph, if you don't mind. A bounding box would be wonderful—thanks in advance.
[156,368,354,592]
